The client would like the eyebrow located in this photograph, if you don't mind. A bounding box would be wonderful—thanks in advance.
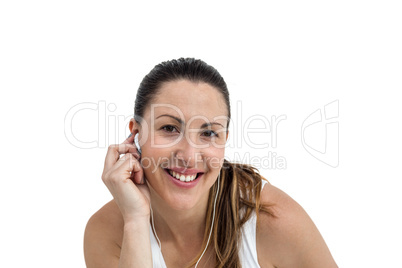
[156,114,225,128]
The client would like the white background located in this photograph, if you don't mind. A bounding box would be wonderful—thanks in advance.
[1,1,401,267]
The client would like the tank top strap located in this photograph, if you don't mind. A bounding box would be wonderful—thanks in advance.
[238,177,268,267]
[149,225,167,268]
[261,178,268,190]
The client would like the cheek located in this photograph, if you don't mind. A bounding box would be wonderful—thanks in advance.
[151,132,182,147]
[139,146,171,172]
[204,147,225,170]
[142,138,172,157]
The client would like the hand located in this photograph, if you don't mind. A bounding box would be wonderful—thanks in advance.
[101,134,150,223]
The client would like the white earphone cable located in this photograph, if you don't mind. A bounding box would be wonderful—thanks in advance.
[195,173,220,267]
[150,173,220,268]
[150,205,161,249]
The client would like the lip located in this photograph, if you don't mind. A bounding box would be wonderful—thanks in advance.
[163,168,204,189]
[167,166,205,175]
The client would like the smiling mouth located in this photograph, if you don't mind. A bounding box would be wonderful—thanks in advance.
[164,169,203,182]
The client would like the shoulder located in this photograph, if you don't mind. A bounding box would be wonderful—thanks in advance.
[84,200,124,268]
[256,179,338,268]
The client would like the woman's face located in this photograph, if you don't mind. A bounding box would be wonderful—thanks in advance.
[135,79,229,210]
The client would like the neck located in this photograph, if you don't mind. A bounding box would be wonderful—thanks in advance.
[150,190,210,247]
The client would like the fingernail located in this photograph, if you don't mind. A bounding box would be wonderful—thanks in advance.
[128,133,133,138]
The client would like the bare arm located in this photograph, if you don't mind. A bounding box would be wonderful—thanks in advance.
[257,182,338,268]
[84,201,152,268]
[84,134,153,267]
[119,220,152,268]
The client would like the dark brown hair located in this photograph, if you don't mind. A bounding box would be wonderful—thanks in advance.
[134,58,274,267]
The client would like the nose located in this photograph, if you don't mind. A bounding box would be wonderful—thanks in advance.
[174,136,203,168]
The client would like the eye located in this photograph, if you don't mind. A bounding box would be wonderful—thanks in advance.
[201,130,218,137]
[161,125,179,133]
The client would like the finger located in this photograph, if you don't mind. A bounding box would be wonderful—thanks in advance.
[123,133,135,145]
[115,154,144,185]
[104,144,139,172]
[112,152,135,170]
[104,144,140,172]
[122,133,140,160]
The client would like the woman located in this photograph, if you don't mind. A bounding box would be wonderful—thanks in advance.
[84,58,338,267]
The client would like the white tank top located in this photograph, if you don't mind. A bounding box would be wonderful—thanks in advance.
[149,180,268,267]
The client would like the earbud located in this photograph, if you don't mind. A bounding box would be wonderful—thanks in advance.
[134,133,142,155]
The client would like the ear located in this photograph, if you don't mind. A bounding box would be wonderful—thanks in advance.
[226,129,229,141]
[129,118,141,136]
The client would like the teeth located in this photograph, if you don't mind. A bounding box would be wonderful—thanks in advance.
[168,170,197,182]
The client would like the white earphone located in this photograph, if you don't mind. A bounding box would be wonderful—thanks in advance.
[134,133,142,155]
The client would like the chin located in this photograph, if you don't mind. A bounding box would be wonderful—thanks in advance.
[147,167,212,211]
